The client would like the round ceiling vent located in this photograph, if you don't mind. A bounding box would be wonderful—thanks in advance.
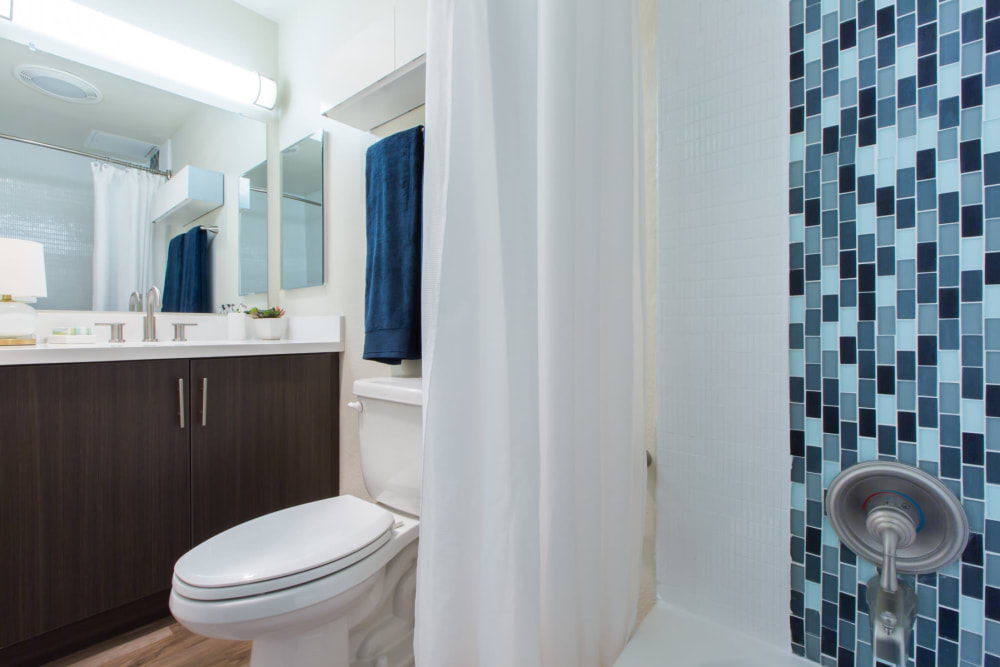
[13,65,102,104]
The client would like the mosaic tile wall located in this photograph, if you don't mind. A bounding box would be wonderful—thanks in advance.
[789,0,1000,665]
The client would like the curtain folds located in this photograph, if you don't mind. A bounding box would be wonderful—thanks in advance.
[416,0,646,665]
[91,163,163,312]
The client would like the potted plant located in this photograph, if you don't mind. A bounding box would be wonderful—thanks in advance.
[248,306,287,340]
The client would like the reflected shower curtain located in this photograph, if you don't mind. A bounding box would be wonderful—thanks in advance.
[92,163,163,311]
[416,1,646,665]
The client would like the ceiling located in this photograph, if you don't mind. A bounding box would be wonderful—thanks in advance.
[230,0,313,23]
[0,37,203,161]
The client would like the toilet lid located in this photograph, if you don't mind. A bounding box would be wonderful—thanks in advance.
[174,495,395,589]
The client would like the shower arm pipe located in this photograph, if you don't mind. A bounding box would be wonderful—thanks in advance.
[0,133,172,178]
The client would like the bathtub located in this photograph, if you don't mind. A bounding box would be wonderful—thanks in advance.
[616,602,812,667]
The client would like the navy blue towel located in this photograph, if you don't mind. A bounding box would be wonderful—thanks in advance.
[162,233,185,312]
[163,227,210,313]
[364,126,424,365]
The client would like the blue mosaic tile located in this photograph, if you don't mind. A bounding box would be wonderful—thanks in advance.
[790,3,993,664]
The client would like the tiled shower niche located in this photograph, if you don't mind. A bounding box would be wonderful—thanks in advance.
[788,0,1000,665]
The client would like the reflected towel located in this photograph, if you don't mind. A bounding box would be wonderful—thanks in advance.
[162,233,185,312]
[363,126,424,365]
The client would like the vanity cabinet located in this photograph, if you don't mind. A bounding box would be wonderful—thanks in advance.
[191,354,337,544]
[0,353,339,665]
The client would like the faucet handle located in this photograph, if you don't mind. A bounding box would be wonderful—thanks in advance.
[95,322,127,344]
[172,323,197,342]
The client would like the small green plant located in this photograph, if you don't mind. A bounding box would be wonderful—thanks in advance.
[248,306,286,319]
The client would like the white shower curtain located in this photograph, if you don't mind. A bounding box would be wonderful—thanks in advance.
[91,163,163,311]
[416,0,646,665]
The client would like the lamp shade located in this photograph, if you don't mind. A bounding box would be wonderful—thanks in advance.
[0,238,47,297]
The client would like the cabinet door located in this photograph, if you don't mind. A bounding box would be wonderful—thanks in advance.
[0,360,191,646]
[190,354,337,544]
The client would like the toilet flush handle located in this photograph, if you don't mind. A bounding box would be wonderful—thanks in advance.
[348,401,363,413]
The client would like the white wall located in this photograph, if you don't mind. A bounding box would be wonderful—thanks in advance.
[277,0,426,498]
[656,0,790,646]
[156,105,268,312]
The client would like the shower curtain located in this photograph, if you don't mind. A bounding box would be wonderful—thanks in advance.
[91,163,163,311]
[416,0,646,665]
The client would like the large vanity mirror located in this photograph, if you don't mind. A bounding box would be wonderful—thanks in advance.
[0,35,267,312]
[280,131,324,291]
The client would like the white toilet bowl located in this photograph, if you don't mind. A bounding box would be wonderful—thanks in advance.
[171,377,423,667]
[169,496,419,667]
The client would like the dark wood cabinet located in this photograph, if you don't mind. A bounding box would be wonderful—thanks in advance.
[0,360,191,648]
[0,353,339,665]
[191,354,338,543]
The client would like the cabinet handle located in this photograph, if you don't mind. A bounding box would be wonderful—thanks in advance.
[201,377,208,426]
[178,378,185,428]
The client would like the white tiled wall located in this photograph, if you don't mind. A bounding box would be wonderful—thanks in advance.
[656,0,791,647]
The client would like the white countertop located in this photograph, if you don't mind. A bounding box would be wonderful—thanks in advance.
[0,338,343,366]
[0,314,344,366]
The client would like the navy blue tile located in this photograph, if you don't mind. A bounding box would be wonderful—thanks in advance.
[940,191,961,222]
[963,204,985,237]
[877,6,895,37]
[963,74,984,108]
[962,270,984,301]
[878,424,897,454]
[939,606,959,641]
[917,0,936,25]
[987,252,1000,283]
[919,22,937,56]
[840,19,857,49]
[987,586,1000,621]
[940,96,961,128]
[917,149,936,179]
[961,139,983,172]
[919,54,938,87]
[877,246,895,275]
[942,446,962,477]
[964,8,985,44]
[823,39,839,70]
[988,384,1000,417]
[989,17,1000,52]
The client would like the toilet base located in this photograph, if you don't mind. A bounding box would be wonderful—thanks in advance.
[251,617,349,667]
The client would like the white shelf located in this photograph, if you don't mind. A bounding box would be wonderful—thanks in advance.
[322,55,426,132]
[152,165,224,226]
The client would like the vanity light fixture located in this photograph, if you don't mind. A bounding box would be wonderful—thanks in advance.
[4,0,277,110]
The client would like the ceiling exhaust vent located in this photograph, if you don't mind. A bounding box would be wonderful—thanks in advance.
[85,130,160,164]
[13,64,102,104]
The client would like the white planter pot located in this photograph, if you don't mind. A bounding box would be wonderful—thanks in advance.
[227,312,249,340]
[253,318,287,340]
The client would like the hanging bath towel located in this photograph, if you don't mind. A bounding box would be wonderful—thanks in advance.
[363,125,424,365]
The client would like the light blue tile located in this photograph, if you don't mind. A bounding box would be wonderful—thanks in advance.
[858,204,877,234]
[878,156,896,182]
[806,580,822,610]
[897,229,916,260]
[898,320,917,349]
[790,215,805,243]
[962,237,985,271]
[822,97,839,127]
[858,558,876,581]
[859,437,878,461]
[897,45,917,78]
[985,120,1000,152]
[918,428,940,461]
[840,362,857,386]
[877,276,896,306]
[805,31,821,62]
[986,86,1000,122]
[940,350,961,382]
[790,134,806,161]
[964,40,985,76]
[898,137,917,168]
[790,350,805,373]
[822,323,838,350]
[822,0,838,12]
[877,129,896,156]
[840,46,858,81]
[841,307,858,334]
[791,296,805,323]
[792,482,806,511]
[939,159,961,194]
[989,486,1000,519]
[962,0,985,8]
[940,63,962,99]
[962,107,983,141]
[987,285,1000,317]
[878,395,897,423]
[822,517,839,545]
[857,146,876,176]
[806,418,822,446]
[964,399,986,434]
[822,266,839,294]
[941,0,961,33]
[961,597,984,632]
[918,118,939,150]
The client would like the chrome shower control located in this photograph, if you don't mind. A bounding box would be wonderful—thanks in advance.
[826,461,969,666]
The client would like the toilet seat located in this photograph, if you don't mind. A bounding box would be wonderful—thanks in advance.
[173,495,395,602]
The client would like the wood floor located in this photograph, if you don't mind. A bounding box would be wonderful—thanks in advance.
[46,619,251,667]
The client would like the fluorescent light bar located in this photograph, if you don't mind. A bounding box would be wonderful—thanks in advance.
[9,0,276,110]
[0,0,12,21]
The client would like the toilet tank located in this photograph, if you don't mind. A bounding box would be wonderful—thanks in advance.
[353,377,423,516]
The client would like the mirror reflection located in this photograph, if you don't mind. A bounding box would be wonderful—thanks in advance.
[0,36,267,312]
[240,160,268,296]
[280,131,324,291]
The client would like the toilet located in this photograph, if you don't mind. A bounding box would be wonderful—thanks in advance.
[169,377,423,667]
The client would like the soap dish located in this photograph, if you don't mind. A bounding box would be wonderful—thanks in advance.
[48,334,97,344]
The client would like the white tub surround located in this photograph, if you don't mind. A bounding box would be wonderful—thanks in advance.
[0,314,343,365]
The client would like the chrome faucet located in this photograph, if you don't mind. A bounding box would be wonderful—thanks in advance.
[128,291,143,312]
[143,286,160,342]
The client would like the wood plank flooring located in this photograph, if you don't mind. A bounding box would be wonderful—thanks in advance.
[46,619,250,666]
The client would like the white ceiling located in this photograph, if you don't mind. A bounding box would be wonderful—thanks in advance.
[0,37,203,160]
[230,0,313,24]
